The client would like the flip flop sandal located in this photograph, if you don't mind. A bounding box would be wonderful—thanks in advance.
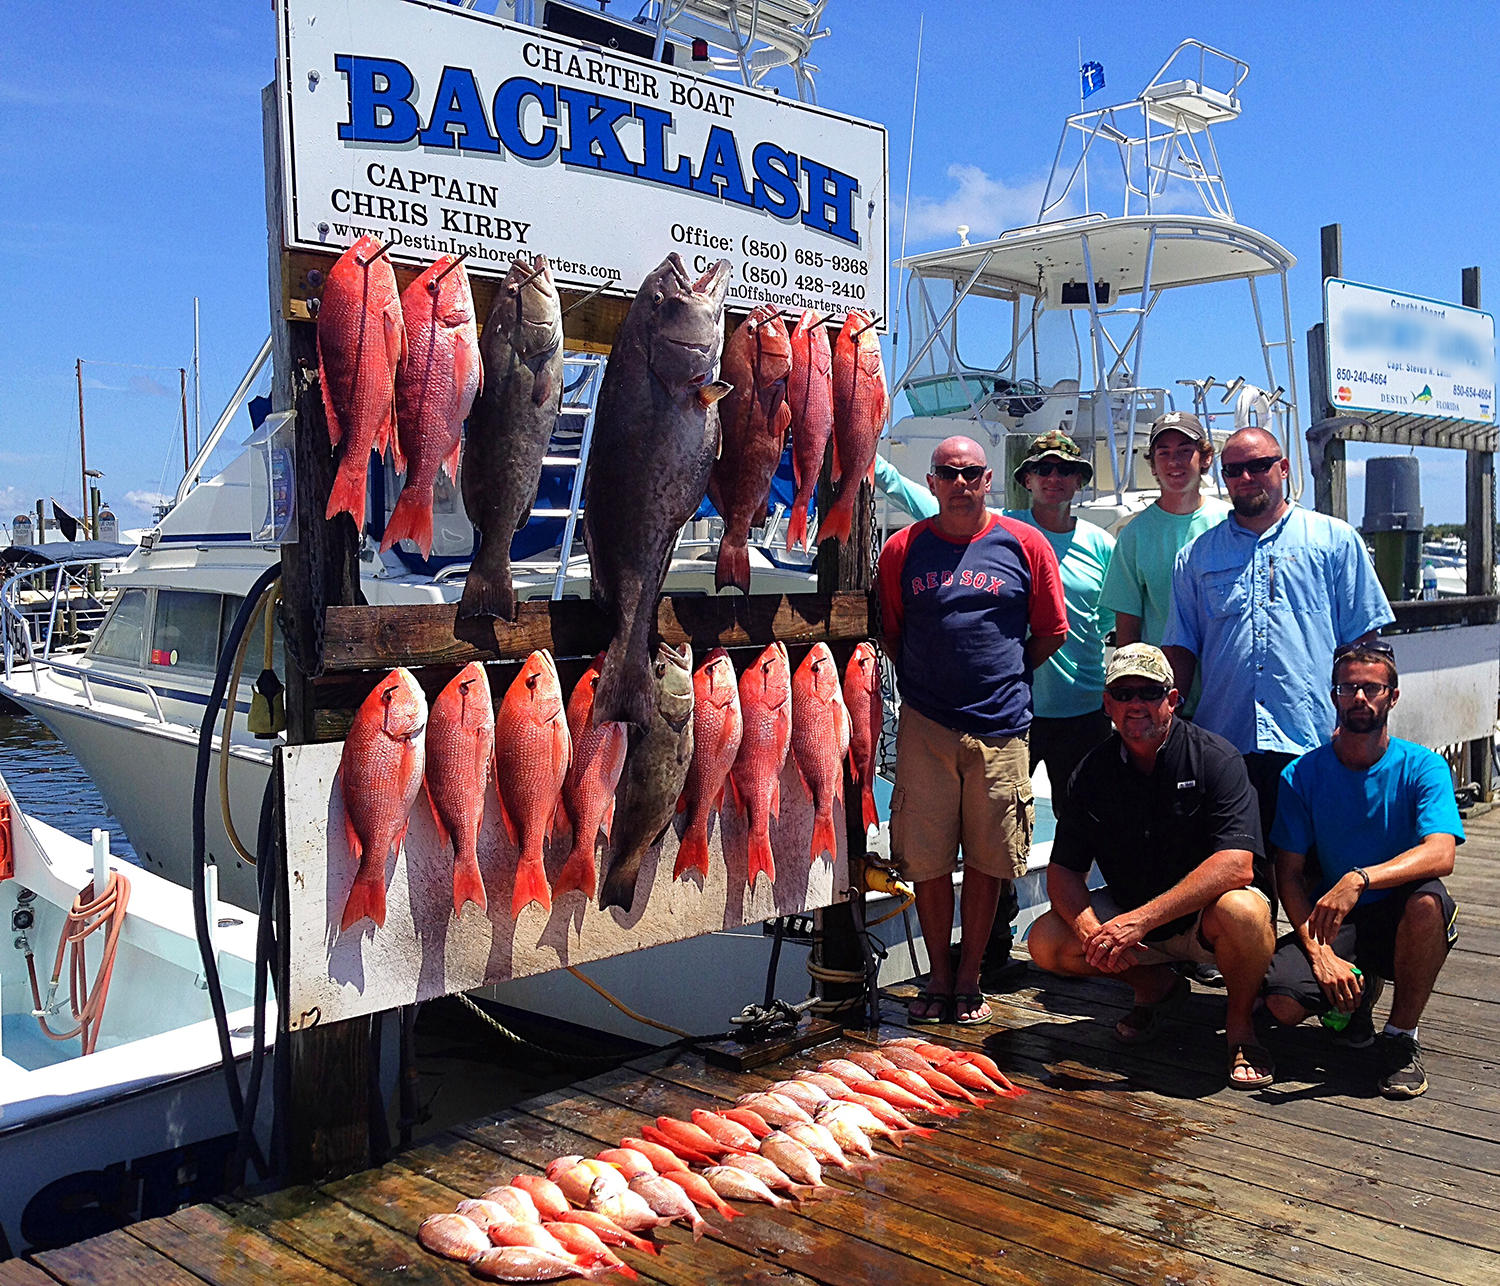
[1228,1042,1275,1090]
[953,993,992,1026]
[1113,973,1190,1045]
[908,990,951,1025]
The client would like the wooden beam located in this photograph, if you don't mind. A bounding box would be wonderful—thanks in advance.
[1386,595,1500,632]
[1306,323,1345,519]
[265,79,371,1185]
[1320,223,1343,281]
[318,591,872,673]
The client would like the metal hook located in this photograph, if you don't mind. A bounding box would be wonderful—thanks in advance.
[852,313,884,339]
[356,240,393,267]
[513,260,548,291]
[561,281,608,317]
[429,250,472,288]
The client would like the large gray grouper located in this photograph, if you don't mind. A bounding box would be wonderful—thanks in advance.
[585,254,732,731]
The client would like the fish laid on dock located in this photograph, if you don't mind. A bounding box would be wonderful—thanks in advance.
[708,304,793,593]
[494,649,571,917]
[383,253,481,556]
[423,662,494,917]
[319,236,406,529]
[584,254,731,730]
[786,309,835,552]
[337,667,427,931]
[460,253,565,620]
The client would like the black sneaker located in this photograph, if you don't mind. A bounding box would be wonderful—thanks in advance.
[1338,975,1385,1049]
[1185,961,1225,988]
[1377,1032,1428,1099]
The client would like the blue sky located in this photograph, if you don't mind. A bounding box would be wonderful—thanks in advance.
[2,1,1496,532]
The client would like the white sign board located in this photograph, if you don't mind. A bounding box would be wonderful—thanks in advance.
[276,0,888,323]
[1326,278,1495,423]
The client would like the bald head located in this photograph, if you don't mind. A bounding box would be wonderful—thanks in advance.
[930,436,988,471]
[1224,426,1283,459]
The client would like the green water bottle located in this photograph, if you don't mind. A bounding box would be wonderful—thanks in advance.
[1320,966,1363,1032]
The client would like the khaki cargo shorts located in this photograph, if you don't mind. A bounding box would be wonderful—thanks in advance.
[890,703,1033,883]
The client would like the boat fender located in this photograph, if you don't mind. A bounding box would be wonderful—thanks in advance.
[0,797,11,881]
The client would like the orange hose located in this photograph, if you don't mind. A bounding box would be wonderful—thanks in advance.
[26,870,131,1056]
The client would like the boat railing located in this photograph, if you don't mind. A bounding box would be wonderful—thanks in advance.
[1,557,125,682]
[10,653,171,725]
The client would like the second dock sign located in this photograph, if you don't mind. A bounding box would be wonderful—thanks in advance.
[276,0,889,325]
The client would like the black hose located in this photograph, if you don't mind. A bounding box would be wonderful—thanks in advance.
[763,917,785,1009]
[233,763,280,1184]
[193,561,281,1180]
[368,1011,392,1163]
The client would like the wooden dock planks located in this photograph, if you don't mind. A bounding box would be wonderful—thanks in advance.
[14,810,1500,1286]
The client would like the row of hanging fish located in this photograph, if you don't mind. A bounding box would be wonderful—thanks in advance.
[334,640,883,931]
[315,238,566,621]
[416,1037,1016,1280]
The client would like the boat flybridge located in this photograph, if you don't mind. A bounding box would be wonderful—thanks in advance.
[885,40,1306,532]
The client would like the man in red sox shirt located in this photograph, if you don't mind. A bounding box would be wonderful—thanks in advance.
[878,435,1068,1024]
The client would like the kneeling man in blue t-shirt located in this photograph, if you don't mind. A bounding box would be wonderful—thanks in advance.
[1265,641,1462,1099]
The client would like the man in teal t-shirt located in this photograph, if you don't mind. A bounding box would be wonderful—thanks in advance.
[1099,412,1229,717]
[1004,430,1115,805]
[1264,642,1461,1100]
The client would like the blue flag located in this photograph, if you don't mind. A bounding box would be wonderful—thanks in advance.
[1081,60,1105,99]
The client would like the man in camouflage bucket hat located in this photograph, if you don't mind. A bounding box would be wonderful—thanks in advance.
[1012,429,1095,488]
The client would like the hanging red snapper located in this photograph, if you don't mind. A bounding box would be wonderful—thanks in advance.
[823,310,887,543]
[382,254,482,556]
[843,642,883,834]
[337,668,427,931]
[790,643,851,864]
[423,662,494,917]
[729,642,791,889]
[319,236,406,528]
[786,310,835,551]
[674,648,743,882]
[494,650,571,917]
[554,654,628,902]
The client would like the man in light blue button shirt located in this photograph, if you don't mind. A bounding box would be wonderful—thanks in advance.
[1162,427,1394,844]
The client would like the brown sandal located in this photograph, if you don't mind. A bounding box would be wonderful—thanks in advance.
[1228,1042,1275,1090]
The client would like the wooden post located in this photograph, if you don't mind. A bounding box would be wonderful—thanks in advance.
[1462,266,1494,804]
[264,80,372,1181]
[1309,225,1347,520]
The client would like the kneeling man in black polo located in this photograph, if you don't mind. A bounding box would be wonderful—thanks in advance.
[1029,644,1277,1088]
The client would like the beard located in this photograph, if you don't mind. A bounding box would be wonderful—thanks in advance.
[1338,707,1387,735]
[1231,489,1273,517]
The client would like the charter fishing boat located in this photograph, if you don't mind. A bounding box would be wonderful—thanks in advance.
[883,40,1302,542]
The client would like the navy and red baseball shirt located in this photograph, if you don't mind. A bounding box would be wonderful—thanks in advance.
[878,512,1068,739]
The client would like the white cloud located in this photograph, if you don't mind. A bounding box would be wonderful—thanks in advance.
[123,489,172,516]
[902,164,1053,245]
[0,487,30,518]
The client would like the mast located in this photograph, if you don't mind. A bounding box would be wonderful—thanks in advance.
[193,296,202,454]
[76,358,89,539]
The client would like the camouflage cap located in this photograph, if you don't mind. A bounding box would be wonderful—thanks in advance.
[1013,429,1094,486]
[1105,643,1175,688]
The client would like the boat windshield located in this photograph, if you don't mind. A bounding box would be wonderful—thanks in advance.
[91,588,149,664]
[150,590,227,672]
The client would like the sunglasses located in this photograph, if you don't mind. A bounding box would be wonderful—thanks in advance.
[1105,684,1169,704]
[932,464,987,483]
[1334,639,1395,660]
[1026,461,1082,478]
[1220,455,1283,479]
[1331,682,1391,699]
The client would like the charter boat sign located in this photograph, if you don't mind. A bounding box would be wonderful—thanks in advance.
[276,0,889,324]
[1326,277,1496,423]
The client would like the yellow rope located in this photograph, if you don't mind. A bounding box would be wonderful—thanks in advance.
[565,966,693,1039]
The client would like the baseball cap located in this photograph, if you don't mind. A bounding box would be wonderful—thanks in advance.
[1105,643,1174,688]
[1147,411,1208,449]
[1012,429,1094,486]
